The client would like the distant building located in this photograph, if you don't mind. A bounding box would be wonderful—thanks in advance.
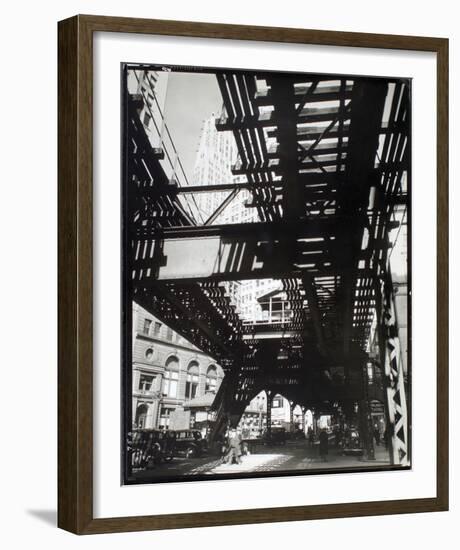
[237,391,312,437]
[192,114,280,319]
[132,303,224,431]
[192,113,237,220]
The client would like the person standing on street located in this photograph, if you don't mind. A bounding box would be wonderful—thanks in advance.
[319,429,329,462]
[225,429,243,465]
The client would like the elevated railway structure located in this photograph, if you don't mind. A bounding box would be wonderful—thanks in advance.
[124,68,410,465]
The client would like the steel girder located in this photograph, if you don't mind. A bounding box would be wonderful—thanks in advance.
[125,71,410,440]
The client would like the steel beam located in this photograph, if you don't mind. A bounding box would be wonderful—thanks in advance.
[302,275,326,354]
[177,182,250,193]
[340,80,388,354]
[254,84,353,106]
[204,188,240,225]
[135,218,347,240]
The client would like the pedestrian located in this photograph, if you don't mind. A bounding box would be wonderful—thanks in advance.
[164,430,176,455]
[374,424,380,446]
[224,429,242,465]
[308,427,315,447]
[383,425,390,450]
[319,429,329,462]
[335,426,343,449]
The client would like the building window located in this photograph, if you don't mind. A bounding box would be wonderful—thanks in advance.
[145,348,154,361]
[186,362,199,400]
[143,319,152,335]
[143,111,151,127]
[159,407,172,430]
[135,404,148,429]
[205,366,218,393]
[154,321,162,337]
[138,374,155,392]
[162,370,179,398]
[162,357,179,398]
[272,395,283,408]
[166,327,174,341]
[367,362,374,384]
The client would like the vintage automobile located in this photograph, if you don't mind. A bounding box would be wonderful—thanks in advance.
[170,429,208,458]
[341,426,364,456]
[128,429,175,469]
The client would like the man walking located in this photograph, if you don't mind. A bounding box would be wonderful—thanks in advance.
[225,429,243,465]
[319,429,329,462]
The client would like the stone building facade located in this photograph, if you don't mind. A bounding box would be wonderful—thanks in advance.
[132,302,224,431]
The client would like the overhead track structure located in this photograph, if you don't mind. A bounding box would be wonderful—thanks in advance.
[125,68,410,462]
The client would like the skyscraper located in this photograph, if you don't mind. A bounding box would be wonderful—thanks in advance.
[192,114,237,220]
[191,113,280,321]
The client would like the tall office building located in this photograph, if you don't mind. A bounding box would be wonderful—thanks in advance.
[192,114,238,220]
[192,114,279,320]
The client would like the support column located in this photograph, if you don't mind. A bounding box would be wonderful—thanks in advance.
[289,401,295,433]
[360,360,375,460]
[266,390,273,438]
[198,372,207,397]
[375,271,409,465]
[313,409,320,434]
[132,397,139,428]
[132,369,141,393]
[359,402,375,461]
[208,361,241,443]
[146,401,159,429]
[256,395,265,434]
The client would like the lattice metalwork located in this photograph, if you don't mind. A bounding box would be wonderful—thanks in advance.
[125,70,410,454]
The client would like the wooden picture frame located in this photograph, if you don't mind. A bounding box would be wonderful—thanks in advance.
[58,14,448,534]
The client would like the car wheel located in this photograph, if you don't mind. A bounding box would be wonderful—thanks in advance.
[185,447,196,459]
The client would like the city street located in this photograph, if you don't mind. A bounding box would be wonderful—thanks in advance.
[131,440,391,481]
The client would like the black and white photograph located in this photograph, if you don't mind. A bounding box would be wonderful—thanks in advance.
[1,0,455,543]
[122,64,411,484]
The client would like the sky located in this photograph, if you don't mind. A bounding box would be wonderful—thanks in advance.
[160,71,223,179]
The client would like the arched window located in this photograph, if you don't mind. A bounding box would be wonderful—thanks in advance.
[272,394,284,408]
[205,365,218,393]
[185,361,199,400]
[162,356,179,398]
[135,404,148,429]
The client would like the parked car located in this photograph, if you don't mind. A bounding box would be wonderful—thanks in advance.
[171,429,208,458]
[128,429,174,469]
[342,426,364,456]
